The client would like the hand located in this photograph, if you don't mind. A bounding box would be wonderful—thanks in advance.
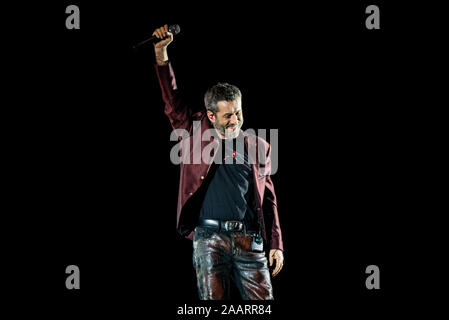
[152,25,173,65]
[269,249,284,277]
[152,24,174,49]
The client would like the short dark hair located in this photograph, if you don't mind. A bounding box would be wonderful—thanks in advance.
[204,82,242,114]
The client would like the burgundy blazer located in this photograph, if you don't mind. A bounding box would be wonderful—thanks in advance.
[155,63,283,251]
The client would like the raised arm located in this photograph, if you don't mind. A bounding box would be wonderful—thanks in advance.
[153,25,193,132]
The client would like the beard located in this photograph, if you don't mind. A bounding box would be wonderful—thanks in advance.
[214,119,243,139]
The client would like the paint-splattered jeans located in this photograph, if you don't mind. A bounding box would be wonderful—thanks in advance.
[192,226,273,300]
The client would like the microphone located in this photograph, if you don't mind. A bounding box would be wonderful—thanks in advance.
[133,24,180,50]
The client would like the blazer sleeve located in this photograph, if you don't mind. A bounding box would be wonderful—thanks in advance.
[263,144,284,251]
[155,63,193,133]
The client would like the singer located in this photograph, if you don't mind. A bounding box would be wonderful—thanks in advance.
[152,25,284,300]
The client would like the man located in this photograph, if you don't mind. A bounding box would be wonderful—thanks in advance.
[152,25,284,300]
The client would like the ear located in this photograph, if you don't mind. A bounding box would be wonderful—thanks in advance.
[207,111,215,123]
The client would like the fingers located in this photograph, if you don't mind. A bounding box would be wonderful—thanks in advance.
[165,32,173,41]
[270,249,284,277]
[153,24,169,39]
[272,258,283,277]
[152,25,174,48]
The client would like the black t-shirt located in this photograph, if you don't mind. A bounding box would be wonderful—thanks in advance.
[199,134,256,224]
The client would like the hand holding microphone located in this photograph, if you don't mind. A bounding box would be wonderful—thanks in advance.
[152,24,175,49]
[133,24,180,66]
[152,24,179,65]
[153,25,173,66]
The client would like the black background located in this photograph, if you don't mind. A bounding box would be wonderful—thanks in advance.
[6,0,445,318]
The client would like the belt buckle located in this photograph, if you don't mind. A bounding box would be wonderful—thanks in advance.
[225,220,243,232]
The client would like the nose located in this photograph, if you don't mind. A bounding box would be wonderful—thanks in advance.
[229,114,238,125]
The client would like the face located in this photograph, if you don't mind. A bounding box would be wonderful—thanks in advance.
[208,99,243,139]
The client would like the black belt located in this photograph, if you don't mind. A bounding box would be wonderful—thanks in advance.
[198,218,246,232]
